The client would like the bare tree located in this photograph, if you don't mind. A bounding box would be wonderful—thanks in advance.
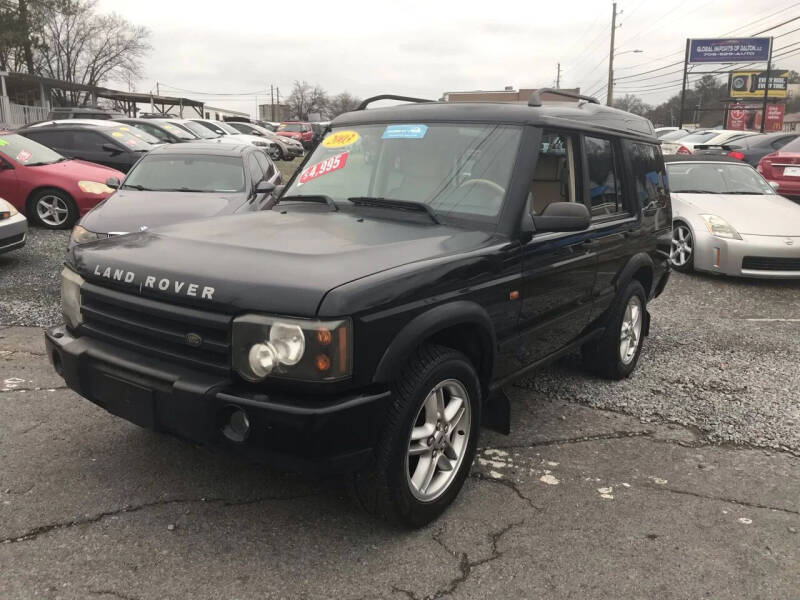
[612,94,651,117]
[0,0,51,74]
[35,0,151,105]
[287,80,329,120]
[327,92,362,118]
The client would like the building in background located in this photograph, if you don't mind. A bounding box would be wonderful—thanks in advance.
[258,103,291,122]
[442,87,583,103]
[203,105,249,121]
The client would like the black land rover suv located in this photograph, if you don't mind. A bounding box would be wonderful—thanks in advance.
[46,90,671,526]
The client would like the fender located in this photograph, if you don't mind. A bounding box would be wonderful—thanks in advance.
[614,251,655,297]
[372,300,497,386]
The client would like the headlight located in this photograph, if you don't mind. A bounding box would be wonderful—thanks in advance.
[252,140,268,147]
[70,225,101,246]
[0,198,19,219]
[61,267,84,330]
[78,181,114,195]
[233,314,352,382]
[700,214,742,240]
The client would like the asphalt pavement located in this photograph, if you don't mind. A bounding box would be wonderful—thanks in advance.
[1,229,799,599]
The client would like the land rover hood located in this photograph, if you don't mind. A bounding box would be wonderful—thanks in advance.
[69,209,495,316]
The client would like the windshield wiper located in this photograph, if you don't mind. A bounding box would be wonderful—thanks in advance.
[347,197,441,224]
[279,194,338,211]
[121,184,152,191]
[726,191,764,195]
[673,189,718,194]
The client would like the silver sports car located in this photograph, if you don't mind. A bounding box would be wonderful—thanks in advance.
[666,156,800,278]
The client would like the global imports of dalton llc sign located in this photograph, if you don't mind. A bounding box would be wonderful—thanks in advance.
[689,37,771,63]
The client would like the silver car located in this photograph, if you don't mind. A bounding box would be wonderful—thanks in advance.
[667,156,800,278]
[0,197,27,255]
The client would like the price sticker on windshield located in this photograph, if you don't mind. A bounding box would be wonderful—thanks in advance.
[298,151,349,185]
[16,149,31,163]
[322,130,359,148]
[0,138,8,147]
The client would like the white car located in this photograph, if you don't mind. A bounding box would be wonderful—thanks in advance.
[0,198,27,255]
[189,119,281,159]
[666,156,800,278]
[662,129,758,155]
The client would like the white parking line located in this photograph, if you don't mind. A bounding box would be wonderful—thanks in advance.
[745,318,800,322]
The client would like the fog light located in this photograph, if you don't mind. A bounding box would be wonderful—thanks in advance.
[222,408,250,443]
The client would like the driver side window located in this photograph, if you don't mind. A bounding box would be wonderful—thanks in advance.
[529,130,577,215]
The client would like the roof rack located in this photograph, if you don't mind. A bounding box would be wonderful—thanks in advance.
[357,94,435,111]
[528,88,600,107]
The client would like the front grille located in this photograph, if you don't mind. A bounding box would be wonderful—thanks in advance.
[79,282,232,374]
[742,256,800,271]
[0,232,25,247]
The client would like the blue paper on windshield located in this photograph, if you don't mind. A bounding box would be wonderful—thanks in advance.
[382,124,428,139]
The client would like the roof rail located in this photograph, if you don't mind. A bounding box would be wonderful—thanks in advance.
[357,94,435,111]
[528,88,600,107]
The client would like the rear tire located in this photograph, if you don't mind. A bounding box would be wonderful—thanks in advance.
[582,280,647,380]
[349,344,481,527]
[28,188,78,230]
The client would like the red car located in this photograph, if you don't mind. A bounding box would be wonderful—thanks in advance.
[276,121,314,148]
[0,132,123,229]
[757,136,800,200]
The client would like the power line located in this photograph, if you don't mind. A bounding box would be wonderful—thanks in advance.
[753,15,800,35]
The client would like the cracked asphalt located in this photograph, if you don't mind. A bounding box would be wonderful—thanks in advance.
[2,231,800,598]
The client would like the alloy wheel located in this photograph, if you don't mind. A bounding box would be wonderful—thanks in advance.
[670,225,693,268]
[619,296,643,365]
[36,195,70,227]
[406,379,471,502]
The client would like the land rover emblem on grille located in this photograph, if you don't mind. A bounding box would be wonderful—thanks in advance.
[185,333,203,347]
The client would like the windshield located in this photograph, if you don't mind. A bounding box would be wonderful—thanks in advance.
[122,154,245,192]
[660,130,690,141]
[111,125,160,145]
[175,121,219,139]
[0,133,64,166]
[677,131,718,144]
[284,123,522,222]
[279,123,305,132]
[215,122,240,135]
[667,162,776,195]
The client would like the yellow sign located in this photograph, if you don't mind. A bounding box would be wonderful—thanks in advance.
[322,130,359,148]
[730,71,788,99]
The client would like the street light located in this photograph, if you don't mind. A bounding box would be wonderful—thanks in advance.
[608,49,643,105]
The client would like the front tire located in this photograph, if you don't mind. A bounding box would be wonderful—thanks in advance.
[670,223,694,273]
[582,280,647,380]
[350,344,481,527]
[28,188,78,230]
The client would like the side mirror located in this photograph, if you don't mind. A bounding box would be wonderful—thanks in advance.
[106,177,120,189]
[531,202,591,233]
[255,180,276,195]
[102,143,121,155]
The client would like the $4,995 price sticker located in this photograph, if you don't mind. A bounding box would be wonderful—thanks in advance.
[298,151,349,184]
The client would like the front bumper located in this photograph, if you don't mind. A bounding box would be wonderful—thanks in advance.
[693,230,800,278]
[45,326,390,472]
[0,213,27,254]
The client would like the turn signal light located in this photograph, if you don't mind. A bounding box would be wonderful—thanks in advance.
[315,354,331,372]
[316,328,332,345]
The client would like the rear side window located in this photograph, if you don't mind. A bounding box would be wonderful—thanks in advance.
[529,130,579,215]
[624,141,668,212]
[25,130,73,148]
[584,136,625,218]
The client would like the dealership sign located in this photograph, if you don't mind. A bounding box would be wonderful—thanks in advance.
[730,70,788,98]
[727,103,785,131]
[689,38,771,63]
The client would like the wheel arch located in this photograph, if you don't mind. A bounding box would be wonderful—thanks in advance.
[372,301,496,398]
[615,252,656,299]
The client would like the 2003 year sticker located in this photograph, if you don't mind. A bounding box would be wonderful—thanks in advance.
[322,130,359,148]
[298,151,349,184]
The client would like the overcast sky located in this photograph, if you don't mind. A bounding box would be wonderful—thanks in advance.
[98,0,800,117]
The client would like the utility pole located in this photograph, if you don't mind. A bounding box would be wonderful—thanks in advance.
[556,63,561,89]
[156,81,159,97]
[270,85,275,121]
[606,2,618,106]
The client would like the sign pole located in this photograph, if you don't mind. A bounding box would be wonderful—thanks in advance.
[678,39,690,128]
[760,37,773,133]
